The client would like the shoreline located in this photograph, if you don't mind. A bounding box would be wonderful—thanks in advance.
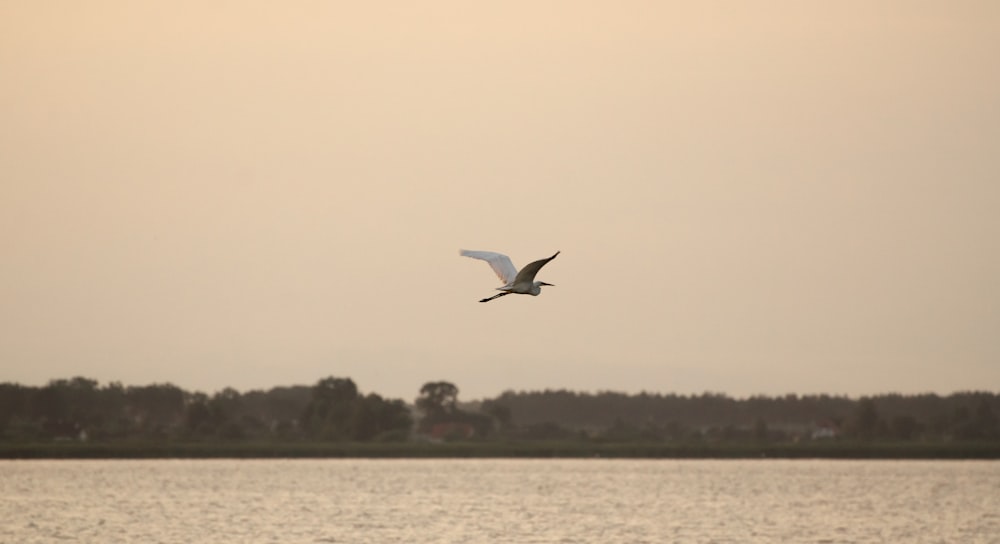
[3,440,998,460]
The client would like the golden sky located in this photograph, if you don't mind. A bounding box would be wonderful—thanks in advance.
[2,2,998,400]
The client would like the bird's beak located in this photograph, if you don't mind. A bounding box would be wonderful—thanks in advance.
[540,282,555,287]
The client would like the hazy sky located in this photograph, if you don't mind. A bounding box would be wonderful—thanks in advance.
[3,2,998,401]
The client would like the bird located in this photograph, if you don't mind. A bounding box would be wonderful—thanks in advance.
[460,249,560,303]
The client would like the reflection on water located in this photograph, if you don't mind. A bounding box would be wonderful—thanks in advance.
[1,459,998,543]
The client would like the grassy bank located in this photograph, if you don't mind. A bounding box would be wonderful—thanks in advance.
[2,440,999,459]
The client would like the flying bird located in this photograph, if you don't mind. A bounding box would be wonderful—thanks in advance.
[460,249,560,303]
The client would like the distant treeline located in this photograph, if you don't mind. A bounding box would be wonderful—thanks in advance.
[483,389,1000,443]
[1,377,998,448]
[0,377,412,444]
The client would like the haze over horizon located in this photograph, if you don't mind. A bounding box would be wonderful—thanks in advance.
[3,2,998,402]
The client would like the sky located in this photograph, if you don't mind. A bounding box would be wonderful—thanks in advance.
[2,2,998,402]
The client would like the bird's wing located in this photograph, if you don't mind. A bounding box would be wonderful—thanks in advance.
[513,251,560,284]
[460,250,518,285]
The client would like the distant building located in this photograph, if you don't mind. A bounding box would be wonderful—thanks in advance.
[811,421,840,440]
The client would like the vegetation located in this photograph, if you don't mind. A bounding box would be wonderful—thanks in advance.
[4,440,999,459]
[483,389,1000,443]
[1,376,998,458]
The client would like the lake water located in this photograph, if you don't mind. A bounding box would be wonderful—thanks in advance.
[1,459,997,543]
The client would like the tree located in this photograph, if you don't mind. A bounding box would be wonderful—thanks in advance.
[301,377,360,439]
[183,395,211,435]
[31,382,65,420]
[414,381,495,437]
[0,383,30,436]
[954,399,1000,440]
[209,388,247,440]
[127,383,185,435]
[973,399,998,439]
[754,418,769,442]
[850,398,880,440]
[350,394,413,441]
[300,377,412,441]
[889,415,921,441]
[416,381,458,418]
[482,401,513,432]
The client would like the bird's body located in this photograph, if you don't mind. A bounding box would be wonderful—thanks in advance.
[460,249,560,302]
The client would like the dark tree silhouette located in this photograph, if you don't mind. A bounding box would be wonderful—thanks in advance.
[301,377,412,441]
[416,381,459,417]
[1,376,998,447]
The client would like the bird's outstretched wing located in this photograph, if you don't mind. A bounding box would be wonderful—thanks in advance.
[513,251,560,285]
[460,250,518,285]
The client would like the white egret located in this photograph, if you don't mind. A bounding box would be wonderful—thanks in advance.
[460,249,560,303]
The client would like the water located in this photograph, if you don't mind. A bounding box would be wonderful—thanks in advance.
[1,459,998,543]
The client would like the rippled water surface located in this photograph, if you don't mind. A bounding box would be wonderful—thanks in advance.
[2,458,998,543]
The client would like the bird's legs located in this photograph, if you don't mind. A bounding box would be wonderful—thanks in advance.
[479,292,511,303]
